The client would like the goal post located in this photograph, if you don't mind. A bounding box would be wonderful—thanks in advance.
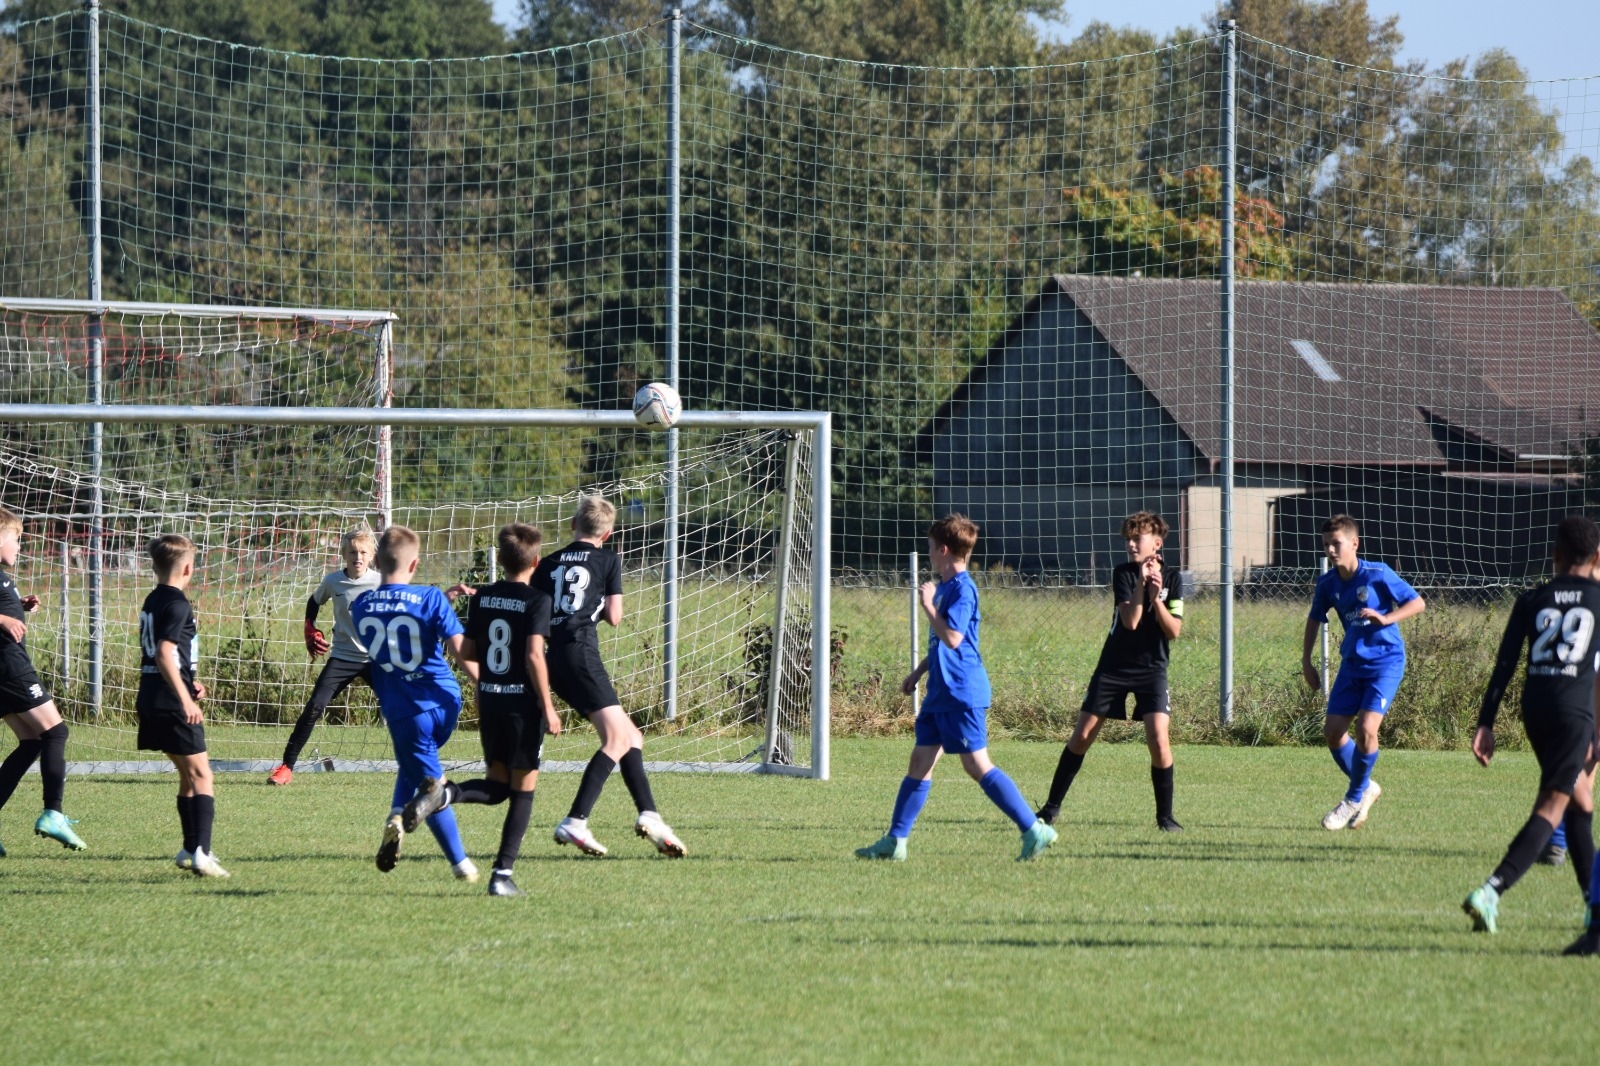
[0,400,832,781]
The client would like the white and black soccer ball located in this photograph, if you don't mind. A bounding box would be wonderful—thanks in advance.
[632,381,682,430]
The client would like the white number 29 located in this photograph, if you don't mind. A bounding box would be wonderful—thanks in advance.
[1532,607,1595,665]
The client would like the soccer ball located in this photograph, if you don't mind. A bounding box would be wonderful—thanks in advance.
[632,382,682,430]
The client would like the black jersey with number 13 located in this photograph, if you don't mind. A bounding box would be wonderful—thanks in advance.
[1480,574,1600,727]
[532,542,623,650]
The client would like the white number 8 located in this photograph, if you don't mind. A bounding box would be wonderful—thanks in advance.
[486,618,513,675]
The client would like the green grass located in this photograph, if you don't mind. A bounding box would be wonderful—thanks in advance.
[4,739,1595,1063]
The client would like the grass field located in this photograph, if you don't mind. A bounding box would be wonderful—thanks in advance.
[4,739,1596,1064]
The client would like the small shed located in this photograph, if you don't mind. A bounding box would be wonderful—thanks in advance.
[915,276,1600,581]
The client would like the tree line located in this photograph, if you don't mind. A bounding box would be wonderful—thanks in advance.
[0,0,1595,566]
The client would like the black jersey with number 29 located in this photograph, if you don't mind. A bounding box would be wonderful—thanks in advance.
[532,542,623,650]
[465,580,552,691]
[1480,574,1600,727]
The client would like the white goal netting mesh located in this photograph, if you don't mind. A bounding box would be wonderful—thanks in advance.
[0,306,819,772]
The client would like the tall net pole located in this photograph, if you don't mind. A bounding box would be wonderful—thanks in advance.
[1218,19,1238,727]
[85,0,106,717]
[663,5,683,721]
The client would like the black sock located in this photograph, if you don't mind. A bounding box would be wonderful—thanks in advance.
[193,794,215,855]
[177,795,197,853]
[1567,809,1595,898]
[0,738,42,810]
[618,748,657,814]
[37,723,67,813]
[452,778,510,805]
[1488,812,1558,894]
[495,790,535,873]
[1151,764,1175,823]
[281,701,328,770]
[568,751,616,820]
[1043,747,1085,812]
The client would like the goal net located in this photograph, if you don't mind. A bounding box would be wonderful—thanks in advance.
[0,301,829,778]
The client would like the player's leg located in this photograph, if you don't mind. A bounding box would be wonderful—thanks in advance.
[1542,818,1570,866]
[955,728,1056,860]
[603,709,686,858]
[273,658,364,784]
[1563,762,1595,897]
[553,703,626,856]
[1569,740,1600,954]
[1037,696,1109,824]
[856,739,941,860]
[1141,694,1181,832]
[0,713,43,855]
[376,761,411,873]
[401,704,474,880]
[1468,713,1584,933]
[489,767,538,898]
[1321,673,1362,829]
[171,750,226,878]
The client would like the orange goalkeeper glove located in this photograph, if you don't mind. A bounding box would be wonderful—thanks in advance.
[304,620,330,659]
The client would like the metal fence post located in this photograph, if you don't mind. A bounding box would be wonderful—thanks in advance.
[1218,18,1238,727]
[86,0,105,717]
[662,4,683,721]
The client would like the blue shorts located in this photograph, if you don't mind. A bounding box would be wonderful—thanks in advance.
[914,705,989,755]
[1327,668,1403,718]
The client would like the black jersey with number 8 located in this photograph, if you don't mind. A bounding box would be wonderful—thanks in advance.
[465,580,552,691]
[1480,573,1600,728]
[532,542,623,650]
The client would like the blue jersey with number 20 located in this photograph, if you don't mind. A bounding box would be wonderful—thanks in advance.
[350,583,463,720]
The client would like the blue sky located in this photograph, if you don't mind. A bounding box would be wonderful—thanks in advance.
[489,1,1600,83]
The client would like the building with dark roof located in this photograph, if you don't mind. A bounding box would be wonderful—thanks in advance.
[917,276,1600,582]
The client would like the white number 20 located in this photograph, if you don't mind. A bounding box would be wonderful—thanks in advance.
[358,615,425,673]
[1532,607,1595,665]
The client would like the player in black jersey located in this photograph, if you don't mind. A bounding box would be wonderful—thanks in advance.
[137,534,228,877]
[402,523,560,897]
[1037,511,1187,832]
[534,495,684,858]
[0,506,86,854]
[1462,516,1600,938]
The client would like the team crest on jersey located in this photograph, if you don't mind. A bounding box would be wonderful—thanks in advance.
[1356,586,1370,603]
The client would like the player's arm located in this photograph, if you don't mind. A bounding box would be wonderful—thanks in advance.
[1116,564,1144,632]
[303,593,329,658]
[443,631,479,682]
[920,581,964,649]
[157,638,203,724]
[1300,616,1324,689]
[1474,599,1529,766]
[527,633,560,735]
[602,594,623,628]
[901,655,930,696]
[1145,565,1181,640]
[0,612,23,642]
[1361,595,1426,627]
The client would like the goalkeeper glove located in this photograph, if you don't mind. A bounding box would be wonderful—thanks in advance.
[304,620,330,659]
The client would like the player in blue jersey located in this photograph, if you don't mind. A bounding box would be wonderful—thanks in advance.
[352,526,481,883]
[855,514,1056,862]
[1302,515,1426,831]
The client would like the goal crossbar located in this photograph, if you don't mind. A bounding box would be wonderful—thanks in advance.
[1,403,833,780]
[0,297,398,325]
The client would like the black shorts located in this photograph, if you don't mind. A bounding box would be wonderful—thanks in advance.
[547,641,620,717]
[1081,670,1169,721]
[0,665,52,715]
[1524,711,1594,794]
[136,709,207,757]
[478,693,548,770]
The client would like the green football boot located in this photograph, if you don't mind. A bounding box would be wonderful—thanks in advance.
[1018,820,1058,861]
[1463,884,1499,934]
[34,810,86,851]
[854,834,907,861]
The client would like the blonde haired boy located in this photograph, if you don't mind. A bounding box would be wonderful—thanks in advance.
[268,527,380,785]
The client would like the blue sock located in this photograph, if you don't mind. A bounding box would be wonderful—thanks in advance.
[1589,846,1600,906]
[1345,748,1379,804]
[889,776,931,839]
[979,768,1037,832]
[424,807,468,865]
[1330,738,1356,779]
[1551,819,1568,850]
[389,772,411,812]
